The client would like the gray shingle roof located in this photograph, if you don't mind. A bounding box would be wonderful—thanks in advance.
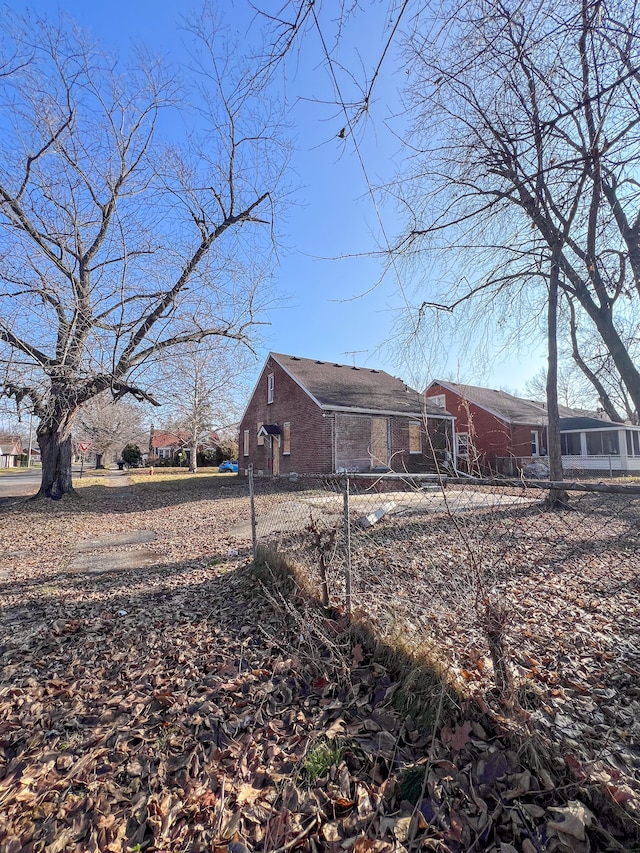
[431,381,614,426]
[560,416,623,431]
[272,354,450,417]
[432,381,552,425]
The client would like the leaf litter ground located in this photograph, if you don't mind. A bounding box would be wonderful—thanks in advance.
[0,474,638,852]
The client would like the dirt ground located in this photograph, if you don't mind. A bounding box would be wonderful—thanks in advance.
[0,474,639,852]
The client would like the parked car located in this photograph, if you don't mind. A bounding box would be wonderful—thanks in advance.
[218,460,238,473]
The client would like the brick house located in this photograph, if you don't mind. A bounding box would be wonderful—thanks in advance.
[148,428,220,465]
[149,429,190,463]
[239,353,454,476]
[425,380,554,475]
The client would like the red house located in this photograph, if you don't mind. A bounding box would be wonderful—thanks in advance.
[148,428,220,465]
[240,353,454,476]
[425,381,552,475]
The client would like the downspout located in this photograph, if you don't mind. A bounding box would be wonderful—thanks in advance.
[333,412,337,473]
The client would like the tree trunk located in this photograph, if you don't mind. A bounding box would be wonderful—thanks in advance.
[189,440,198,473]
[546,251,569,509]
[37,428,75,499]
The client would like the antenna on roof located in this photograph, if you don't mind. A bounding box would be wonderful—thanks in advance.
[342,350,367,366]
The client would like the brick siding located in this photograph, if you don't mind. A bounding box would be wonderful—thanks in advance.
[240,356,332,475]
[427,382,548,474]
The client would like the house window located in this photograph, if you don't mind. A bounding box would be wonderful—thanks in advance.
[158,448,171,459]
[243,429,249,456]
[531,430,540,456]
[626,431,640,457]
[586,430,619,455]
[409,421,422,454]
[561,433,581,455]
[267,373,274,404]
[456,432,470,457]
[427,394,446,409]
[257,422,264,446]
[283,422,291,455]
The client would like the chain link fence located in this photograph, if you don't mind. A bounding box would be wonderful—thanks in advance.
[247,468,640,796]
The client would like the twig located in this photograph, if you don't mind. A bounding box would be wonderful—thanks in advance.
[269,816,319,853]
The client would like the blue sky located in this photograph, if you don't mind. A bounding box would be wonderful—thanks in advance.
[8,0,546,396]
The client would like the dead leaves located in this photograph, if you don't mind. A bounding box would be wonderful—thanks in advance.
[0,480,638,851]
[440,719,472,752]
[548,800,595,842]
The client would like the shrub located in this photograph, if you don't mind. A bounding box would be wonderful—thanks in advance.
[121,443,143,467]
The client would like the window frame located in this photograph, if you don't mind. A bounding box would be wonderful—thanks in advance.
[456,432,470,457]
[267,373,274,404]
[282,422,291,455]
[586,430,619,456]
[243,429,250,457]
[427,394,446,409]
[531,430,540,457]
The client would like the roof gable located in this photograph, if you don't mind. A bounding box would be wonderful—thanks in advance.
[0,434,21,454]
[272,353,450,417]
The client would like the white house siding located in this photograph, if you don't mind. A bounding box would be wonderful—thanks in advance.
[560,425,640,474]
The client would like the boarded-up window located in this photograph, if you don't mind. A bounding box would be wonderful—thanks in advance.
[409,421,422,454]
[283,422,291,455]
[243,429,249,456]
[257,422,264,446]
[371,417,388,467]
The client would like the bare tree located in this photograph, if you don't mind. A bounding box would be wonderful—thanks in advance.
[395,0,640,463]
[155,340,251,472]
[566,297,640,423]
[0,10,287,498]
[76,396,149,468]
[524,364,595,412]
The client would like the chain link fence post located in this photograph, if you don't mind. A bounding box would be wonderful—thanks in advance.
[343,474,352,615]
[248,464,257,561]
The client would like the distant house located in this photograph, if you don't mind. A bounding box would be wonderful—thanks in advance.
[0,434,22,468]
[240,353,454,476]
[148,427,220,465]
[149,428,191,463]
[426,380,640,475]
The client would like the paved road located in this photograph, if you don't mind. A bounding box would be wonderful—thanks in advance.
[0,469,42,500]
[0,469,42,490]
[0,466,107,501]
